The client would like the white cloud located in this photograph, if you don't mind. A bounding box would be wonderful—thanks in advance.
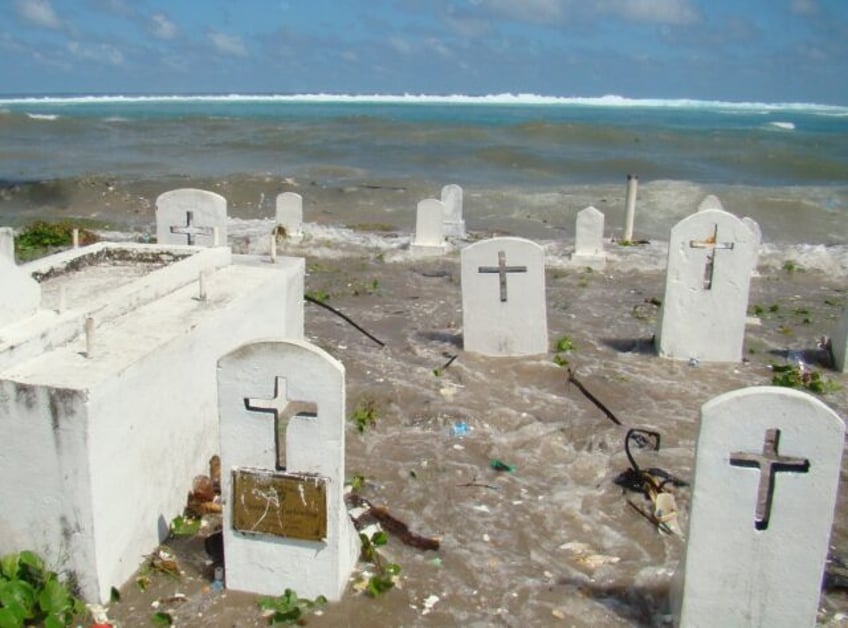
[208,31,248,57]
[150,13,177,40]
[481,0,564,23]
[388,36,413,55]
[791,0,818,16]
[67,41,125,66]
[16,0,62,30]
[601,0,701,25]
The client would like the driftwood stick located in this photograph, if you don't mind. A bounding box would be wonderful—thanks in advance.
[305,294,386,347]
[567,368,623,426]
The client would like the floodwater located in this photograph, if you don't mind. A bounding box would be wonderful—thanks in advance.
[103,225,848,627]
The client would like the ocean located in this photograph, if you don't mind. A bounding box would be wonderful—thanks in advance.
[1,93,847,258]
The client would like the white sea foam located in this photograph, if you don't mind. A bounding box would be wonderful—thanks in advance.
[26,113,59,121]
[1,93,846,116]
[769,121,796,130]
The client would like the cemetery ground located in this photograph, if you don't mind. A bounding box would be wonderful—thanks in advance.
[102,241,848,627]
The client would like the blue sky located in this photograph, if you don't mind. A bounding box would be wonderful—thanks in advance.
[4,0,848,104]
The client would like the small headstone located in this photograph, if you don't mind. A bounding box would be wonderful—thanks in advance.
[218,339,359,600]
[830,304,848,372]
[275,192,304,242]
[411,199,448,255]
[0,227,14,260]
[441,184,466,238]
[461,237,548,356]
[697,194,725,212]
[0,254,40,327]
[676,386,844,626]
[570,206,606,267]
[155,188,227,247]
[655,208,756,362]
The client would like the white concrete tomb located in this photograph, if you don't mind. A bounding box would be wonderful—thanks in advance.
[441,184,466,239]
[675,386,844,627]
[275,192,304,242]
[218,339,360,600]
[156,188,228,247]
[410,198,448,256]
[571,206,606,267]
[0,241,304,603]
[461,237,548,356]
[655,208,757,362]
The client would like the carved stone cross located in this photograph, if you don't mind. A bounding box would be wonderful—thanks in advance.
[477,250,527,302]
[689,224,735,290]
[244,376,318,470]
[729,428,810,530]
[170,211,213,245]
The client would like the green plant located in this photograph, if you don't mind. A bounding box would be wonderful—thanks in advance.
[555,336,574,352]
[257,589,327,625]
[169,515,201,537]
[553,354,569,367]
[14,221,98,262]
[750,304,764,316]
[770,364,841,394]
[358,532,401,597]
[351,397,378,433]
[349,473,366,492]
[782,260,798,274]
[0,550,86,627]
[305,289,330,303]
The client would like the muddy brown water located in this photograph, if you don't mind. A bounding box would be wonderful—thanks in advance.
[103,243,848,627]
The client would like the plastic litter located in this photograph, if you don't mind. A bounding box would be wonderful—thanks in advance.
[450,421,469,437]
[490,459,515,472]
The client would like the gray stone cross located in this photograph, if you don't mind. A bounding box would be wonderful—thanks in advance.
[689,224,735,290]
[244,376,318,470]
[170,211,213,245]
[478,250,527,302]
[729,427,810,530]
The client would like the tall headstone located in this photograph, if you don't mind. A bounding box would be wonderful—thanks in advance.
[410,198,448,255]
[571,206,606,267]
[675,386,844,627]
[217,339,359,600]
[441,184,466,238]
[155,188,227,247]
[275,192,304,242]
[461,237,548,356]
[655,208,757,362]
[0,254,40,327]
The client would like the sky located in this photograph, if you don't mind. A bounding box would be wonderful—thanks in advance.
[3,0,848,104]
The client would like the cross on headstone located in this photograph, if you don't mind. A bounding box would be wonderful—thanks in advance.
[689,224,735,290]
[729,427,810,530]
[170,211,214,246]
[477,250,527,302]
[244,376,318,470]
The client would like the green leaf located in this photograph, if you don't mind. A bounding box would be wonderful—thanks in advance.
[0,606,26,628]
[151,610,174,626]
[38,577,71,614]
[43,614,65,628]
[271,606,302,624]
[0,579,37,616]
[0,554,20,580]
[370,531,388,547]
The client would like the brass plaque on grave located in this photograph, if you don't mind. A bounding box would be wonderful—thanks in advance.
[232,468,327,541]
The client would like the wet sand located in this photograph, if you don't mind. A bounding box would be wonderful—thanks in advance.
[99,228,848,626]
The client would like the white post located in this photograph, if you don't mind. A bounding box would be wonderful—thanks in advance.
[198,271,207,301]
[623,174,638,242]
[85,316,95,358]
[270,233,277,263]
[72,228,80,249]
[212,226,220,247]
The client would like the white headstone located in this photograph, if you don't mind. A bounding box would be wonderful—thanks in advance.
[697,194,725,212]
[830,304,848,372]
[155,188,227,247]
[571,206,606,266]
[218,339,359,600]
[0,227,14,260]
[441,184,466,238]
[411,198,447,255]
[0,255,40,327]
[676,386,844,627]
[275,192,304,241]
[461,237,548,356]
[655,208,757,362]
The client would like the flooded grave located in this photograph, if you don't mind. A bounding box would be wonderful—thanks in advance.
[0,239,305,603]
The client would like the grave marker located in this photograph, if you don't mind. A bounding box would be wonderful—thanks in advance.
[275,192,304,241]
[676,386,844,626]
[655,208,756,362]
[0,253,40,327]
[155,188,227,247]
[571,206,606,266]
[697,194,725,212]
[218,339,359,600]
[461,237,548,356]
[411,198,448,255]
[441,184,466,238]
